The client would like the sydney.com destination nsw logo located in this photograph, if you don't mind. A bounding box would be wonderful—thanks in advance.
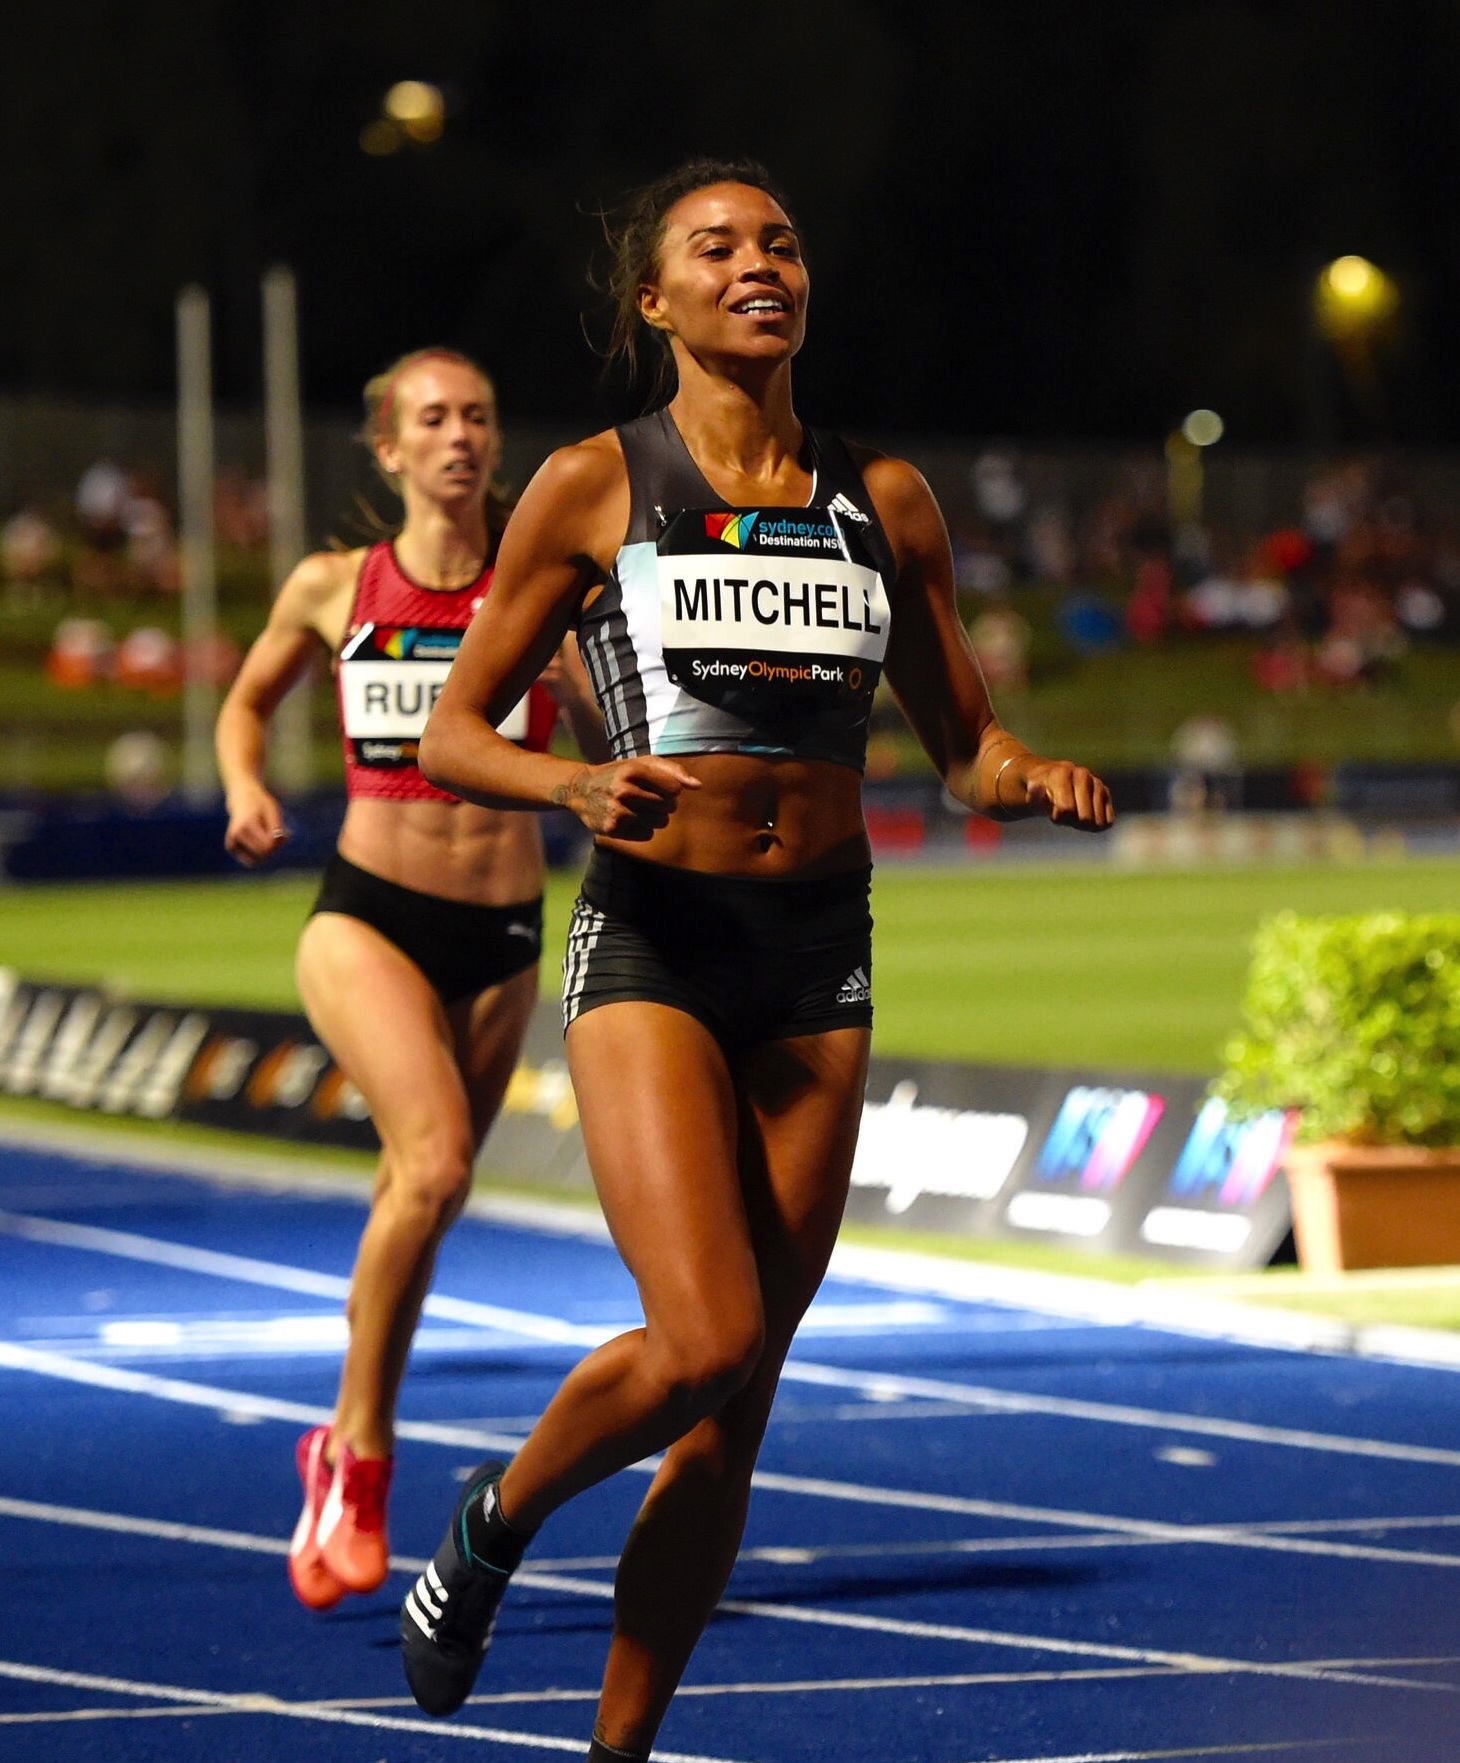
[705,511,759,549]
[704,510,844,553]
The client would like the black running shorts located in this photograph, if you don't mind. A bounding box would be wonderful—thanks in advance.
[311,852,543,1005]
[561,846,873,1052]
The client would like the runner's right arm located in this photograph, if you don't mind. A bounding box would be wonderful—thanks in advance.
[216,551,356,866]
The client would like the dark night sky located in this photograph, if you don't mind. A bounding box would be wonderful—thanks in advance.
[6,1,1460,445]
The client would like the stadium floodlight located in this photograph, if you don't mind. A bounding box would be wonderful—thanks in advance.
[1166,413,1221,528]
[1181,409,1224,448]
[1314,255,1399,342]
[362,81,445,154]
[383,80,445,142]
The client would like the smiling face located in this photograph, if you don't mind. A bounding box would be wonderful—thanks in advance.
[637,180,809,371]
[373,358,503,509]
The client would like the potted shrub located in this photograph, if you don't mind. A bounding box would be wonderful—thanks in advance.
[1215,911,1460,1273]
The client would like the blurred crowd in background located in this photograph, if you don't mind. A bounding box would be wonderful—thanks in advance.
[6,440,1458,707]
[3,459,270,603]
[949,448,1460,696]
[0,459,271,695]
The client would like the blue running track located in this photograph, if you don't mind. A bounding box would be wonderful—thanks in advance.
[1,1128,1458,1762]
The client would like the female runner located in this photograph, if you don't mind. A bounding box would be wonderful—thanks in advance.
[399,165,1113,1760]
[216,347,601,1612]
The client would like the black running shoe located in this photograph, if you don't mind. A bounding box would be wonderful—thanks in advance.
[401,1462,518,1717]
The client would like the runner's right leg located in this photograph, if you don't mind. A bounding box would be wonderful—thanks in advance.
[291,918,533,1599]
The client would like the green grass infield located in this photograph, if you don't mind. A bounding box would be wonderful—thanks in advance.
[2,853,1457,1074]
[4,853,1460,1332]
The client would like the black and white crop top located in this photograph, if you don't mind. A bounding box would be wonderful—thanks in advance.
[577,407,898,773]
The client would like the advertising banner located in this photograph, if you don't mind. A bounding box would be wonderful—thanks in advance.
[0,972,1291,1268]
[845,1057,1294,1267]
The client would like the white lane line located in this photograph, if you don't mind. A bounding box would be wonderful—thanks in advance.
[312,1668,1183,1713]
[6,1348,1460,1576]
[528,1536,1146,1572]
[1242,1513,1460,1538]
[540,1522,1460,1571]
[780,1399,999,1423]
[0,1705,237,1727]
[793,1300,949,1331]
[0,1209,601,1347]
[6,1490,1446,1589]
[743,1466,1460,1572]
[319,1668,1179,1708]
[0,1661,741,1762]
[19,1326,546,1363]
[0,1495,291,1559]
[9,1116,1460,1374]
[495,1661,1431,1700]
[687,1592,1447,1694]
[953,1744,1350,1763]
[0,1497,1447,1696]
[0,1343,524,1452]
[777,1360,1460,1471]
[1302,1654,1460,1670]
[8,1207,1460,1473]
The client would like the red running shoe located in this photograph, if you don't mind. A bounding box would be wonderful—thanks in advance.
[318,1441,393,1594]
[289,1425,346,1611]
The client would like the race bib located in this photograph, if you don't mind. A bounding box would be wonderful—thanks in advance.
[339,624,527,768]
[657,508,890,722]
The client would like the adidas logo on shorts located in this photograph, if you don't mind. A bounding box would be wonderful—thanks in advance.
[836,965,871,1005]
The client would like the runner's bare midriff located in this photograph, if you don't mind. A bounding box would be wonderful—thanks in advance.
[337,797,545,905]
[596,753,869,879]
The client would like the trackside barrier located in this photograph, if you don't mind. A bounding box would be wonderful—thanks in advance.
[0,970,1294,1269]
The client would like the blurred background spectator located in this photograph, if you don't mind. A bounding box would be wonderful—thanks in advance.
[4,418,1459,803]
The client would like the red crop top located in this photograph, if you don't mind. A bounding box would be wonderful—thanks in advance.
[336,540,557,802]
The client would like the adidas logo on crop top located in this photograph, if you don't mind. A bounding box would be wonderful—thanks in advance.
[577,408,897,772]
[338,539,557,803]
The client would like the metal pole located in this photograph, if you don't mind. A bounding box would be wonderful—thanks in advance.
[176,284,219,804]
[262,264,313,794]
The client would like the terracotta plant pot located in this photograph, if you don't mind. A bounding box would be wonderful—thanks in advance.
[1282,1142,1460,1274]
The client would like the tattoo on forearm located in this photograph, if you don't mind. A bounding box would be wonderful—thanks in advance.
[551,766,591,811]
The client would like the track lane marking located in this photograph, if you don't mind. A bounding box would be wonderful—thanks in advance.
[0,1343,524,1450]
[693,1593,1448,1692]
[0,1497,1449,1694]
[10,1121,1460,1375]
[308,1667,1181,1707]
[7,1208,1460,1471]
[6,1349,1460,1575]
[6,1491,1453,1582]
[0,1661,741,1761]
[742,1466,1460,1572]
[952,1744,1353,1763]
[0,1706,238,1727]
[1240,1513,1460,1537]
[777,1360,1460,1470]
[0,1209,598,1345]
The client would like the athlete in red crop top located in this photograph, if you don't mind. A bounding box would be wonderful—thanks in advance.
[339,538,559,801]
[217,348,602,1613]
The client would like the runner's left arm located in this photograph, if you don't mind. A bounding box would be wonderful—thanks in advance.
[871,456,1112,830]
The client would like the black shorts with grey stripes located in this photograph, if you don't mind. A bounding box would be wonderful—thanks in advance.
[561,845,873,1053]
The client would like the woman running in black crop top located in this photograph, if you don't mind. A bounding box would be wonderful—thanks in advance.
[399,160,1113,1762]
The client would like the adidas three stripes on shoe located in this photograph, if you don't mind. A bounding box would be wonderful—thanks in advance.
[401,1461,527,1716]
